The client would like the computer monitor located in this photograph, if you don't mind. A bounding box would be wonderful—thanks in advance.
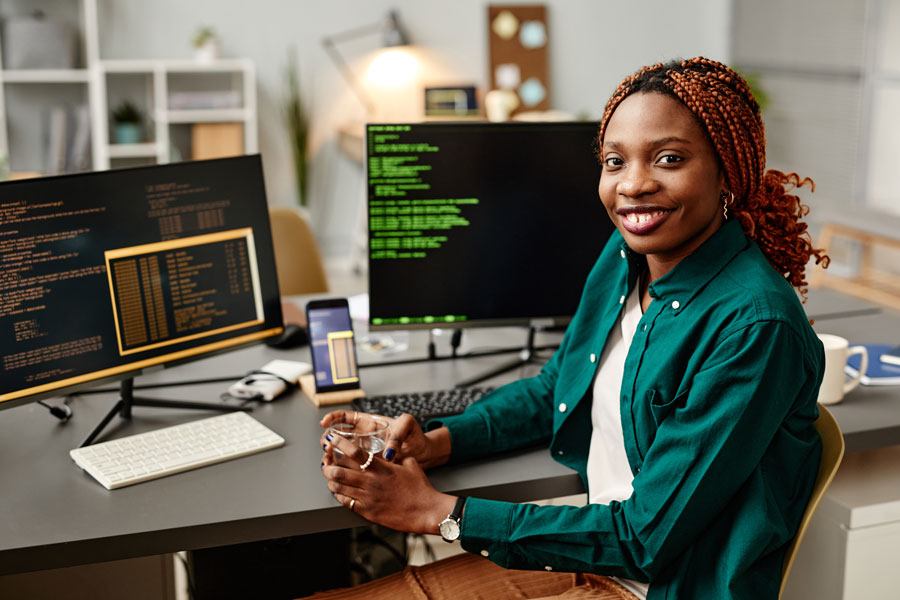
[366,121,613,331]
[0,156,283,419]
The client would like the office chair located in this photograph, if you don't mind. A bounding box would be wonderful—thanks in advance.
[779,404,845,599]
[268,206,329,295]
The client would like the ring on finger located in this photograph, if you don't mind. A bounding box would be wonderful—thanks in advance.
[359,452,374,471]
[349,498,356,512]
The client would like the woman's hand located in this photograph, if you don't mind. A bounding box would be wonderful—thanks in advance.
[320,431,457,535]
[319,410,451,468]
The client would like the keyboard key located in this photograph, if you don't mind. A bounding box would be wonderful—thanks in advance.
[352,386,494,427]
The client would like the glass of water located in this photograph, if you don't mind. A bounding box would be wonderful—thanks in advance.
[328,415,389,457]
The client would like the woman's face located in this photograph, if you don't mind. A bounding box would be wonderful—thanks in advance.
[598,92,725,266]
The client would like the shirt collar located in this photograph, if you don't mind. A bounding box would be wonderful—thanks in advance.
[617,219,749,308]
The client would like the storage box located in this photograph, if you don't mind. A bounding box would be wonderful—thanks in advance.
[783,445,900,599]
[190,123,243,160]
[2,17,77,69]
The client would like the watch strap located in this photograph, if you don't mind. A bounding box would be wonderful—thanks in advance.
[450,496,467,520]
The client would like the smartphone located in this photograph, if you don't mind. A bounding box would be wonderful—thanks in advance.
[306,298,361,393]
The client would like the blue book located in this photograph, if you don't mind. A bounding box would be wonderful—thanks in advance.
[845,344,900,386]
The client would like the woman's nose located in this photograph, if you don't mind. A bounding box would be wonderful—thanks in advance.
[617,165,658,198]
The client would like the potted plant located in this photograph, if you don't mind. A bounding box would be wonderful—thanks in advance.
[284,50,309,208]
[111,101,142,144]
[192,26,220,62]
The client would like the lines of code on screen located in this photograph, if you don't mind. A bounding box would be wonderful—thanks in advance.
[366,123,613,328]
[0,157,281,405]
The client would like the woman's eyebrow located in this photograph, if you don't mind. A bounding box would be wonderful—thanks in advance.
[603,136,692,151]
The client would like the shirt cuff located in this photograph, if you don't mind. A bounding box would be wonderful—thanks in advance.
[428,411,490,463]
[459,497,513,567]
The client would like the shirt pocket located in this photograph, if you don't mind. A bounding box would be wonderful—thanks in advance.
[647,386,690,427]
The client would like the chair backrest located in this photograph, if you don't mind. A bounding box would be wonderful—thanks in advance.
[268,206,329,296]
[779,404,845,598]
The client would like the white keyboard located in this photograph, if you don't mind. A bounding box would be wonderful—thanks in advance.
[70,411,285,490]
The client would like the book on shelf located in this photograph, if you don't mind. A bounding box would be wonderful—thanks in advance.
[845,343,900,386]
[45,105,92,175]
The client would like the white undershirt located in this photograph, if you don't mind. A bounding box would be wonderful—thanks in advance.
[586,283,649,599]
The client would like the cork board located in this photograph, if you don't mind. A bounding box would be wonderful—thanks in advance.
[488,4,550,116]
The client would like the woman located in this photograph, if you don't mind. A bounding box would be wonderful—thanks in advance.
[316,57,829,599]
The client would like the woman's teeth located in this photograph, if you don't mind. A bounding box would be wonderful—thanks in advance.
[625,210,667,224]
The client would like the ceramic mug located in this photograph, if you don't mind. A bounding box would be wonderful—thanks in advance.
[816,333,868,405]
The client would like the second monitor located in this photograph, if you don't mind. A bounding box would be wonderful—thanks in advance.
[366,121,613,331]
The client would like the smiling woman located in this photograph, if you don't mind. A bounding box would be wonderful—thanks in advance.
[309,58,830,600]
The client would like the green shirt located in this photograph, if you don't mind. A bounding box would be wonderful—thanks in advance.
[438,220,824,599]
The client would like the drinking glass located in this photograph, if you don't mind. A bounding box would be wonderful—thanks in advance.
[328,415,389,456]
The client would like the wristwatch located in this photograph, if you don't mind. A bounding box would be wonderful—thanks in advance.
[439,496,467,543]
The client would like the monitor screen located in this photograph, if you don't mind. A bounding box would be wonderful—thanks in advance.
[366,122,613,330]
[0,156,283,410]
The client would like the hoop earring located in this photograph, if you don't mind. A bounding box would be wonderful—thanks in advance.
[721,191,734,220]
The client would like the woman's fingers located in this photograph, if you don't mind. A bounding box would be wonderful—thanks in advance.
[325,433,373,466]
[319,409,358,428]
[383,413,418,462]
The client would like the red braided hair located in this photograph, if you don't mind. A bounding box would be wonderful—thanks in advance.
[596,57,829,298]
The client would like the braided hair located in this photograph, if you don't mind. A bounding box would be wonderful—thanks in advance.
[596,57,829,298]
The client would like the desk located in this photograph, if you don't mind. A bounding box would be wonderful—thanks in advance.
[1,294,898,577]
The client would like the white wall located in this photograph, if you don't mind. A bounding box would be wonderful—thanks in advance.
[98,0,731,258]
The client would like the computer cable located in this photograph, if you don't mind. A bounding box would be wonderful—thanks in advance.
[38,399,72,422]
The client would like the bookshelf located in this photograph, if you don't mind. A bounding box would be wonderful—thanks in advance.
[0,0,257,177]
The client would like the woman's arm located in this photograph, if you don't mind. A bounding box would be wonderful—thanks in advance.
[458,320,822,581]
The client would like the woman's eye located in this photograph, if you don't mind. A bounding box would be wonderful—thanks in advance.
[658,154,683,164]
[603,157,623,168]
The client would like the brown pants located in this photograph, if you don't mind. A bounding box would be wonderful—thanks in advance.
[302,553,639,600]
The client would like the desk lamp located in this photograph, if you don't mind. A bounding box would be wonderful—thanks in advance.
[321,10,417,116]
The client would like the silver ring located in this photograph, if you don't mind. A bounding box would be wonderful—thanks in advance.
[349,498,356,512]
[359,452,374,471]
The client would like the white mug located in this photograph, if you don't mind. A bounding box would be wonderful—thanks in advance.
[816,333,868,405]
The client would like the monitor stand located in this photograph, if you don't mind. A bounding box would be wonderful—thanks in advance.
[455,326,540,388]
[80,377,248,447]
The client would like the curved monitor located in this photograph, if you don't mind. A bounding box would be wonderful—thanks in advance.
[366,122,613,330]
[0,156,283,411]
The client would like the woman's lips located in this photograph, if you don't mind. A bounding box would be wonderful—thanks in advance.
[617,208,673,235]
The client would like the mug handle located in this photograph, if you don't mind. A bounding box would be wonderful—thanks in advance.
[844,345,869,394]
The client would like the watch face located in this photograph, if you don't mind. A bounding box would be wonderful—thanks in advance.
[439,518,460,540]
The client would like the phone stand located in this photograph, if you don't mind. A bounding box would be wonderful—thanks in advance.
[300,374,366,407]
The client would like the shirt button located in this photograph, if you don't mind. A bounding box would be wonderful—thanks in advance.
[636,466,642,473]
[557,450,564,456]
[558,403,567,413]
[545,565,553,571]
[590,353,597,363]
[619,295,625,304]
[481,549,489,557]
[642,324,647,331]
[620,249,626,259]
[671,300,680,310]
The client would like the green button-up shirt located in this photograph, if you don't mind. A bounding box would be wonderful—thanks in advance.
[438,220,824,599]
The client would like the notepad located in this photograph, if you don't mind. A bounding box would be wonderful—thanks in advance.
[845,344,900,386]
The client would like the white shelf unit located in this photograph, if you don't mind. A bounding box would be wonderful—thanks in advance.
[0,0,257,176]
[97,58,257,169]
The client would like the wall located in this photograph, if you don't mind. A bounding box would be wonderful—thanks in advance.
[97,0,731,259]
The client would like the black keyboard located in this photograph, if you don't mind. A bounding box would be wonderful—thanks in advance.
[352,386,494,427]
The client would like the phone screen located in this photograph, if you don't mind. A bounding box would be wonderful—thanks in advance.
[306,300,360,392]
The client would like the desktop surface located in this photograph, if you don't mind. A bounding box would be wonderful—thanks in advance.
[0,327,580,576]
[0,290,898,576]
